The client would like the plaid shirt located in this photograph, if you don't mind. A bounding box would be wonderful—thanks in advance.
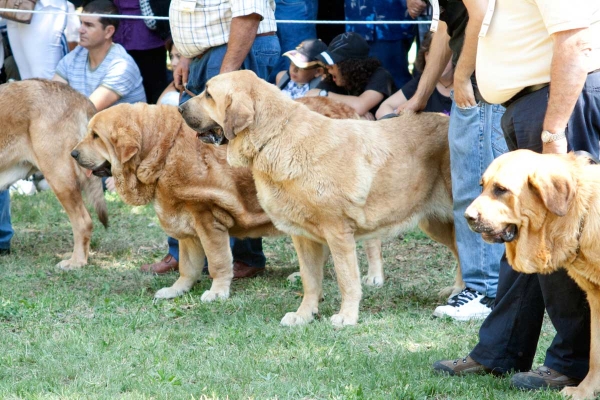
[170,0,277,58]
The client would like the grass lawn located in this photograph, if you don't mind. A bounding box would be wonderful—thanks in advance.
[0,190,562,399]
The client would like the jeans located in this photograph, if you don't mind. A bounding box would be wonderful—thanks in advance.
[0,190,13,250]
[368,39,413,90]
[170,34,280,268]
[471,74,600,378]
[448,94,508,298]
[269,0,318,83]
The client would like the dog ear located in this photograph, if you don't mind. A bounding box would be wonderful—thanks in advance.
[527,169,575,217]
[223,91,254,141]
[136,121,178,185]
[112,128,140,164]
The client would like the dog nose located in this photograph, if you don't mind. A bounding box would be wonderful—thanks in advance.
[71,150,79,160]
[464,207,479,224]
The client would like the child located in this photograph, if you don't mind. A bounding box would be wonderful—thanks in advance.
[307,32,396,119]
[275,39,327,100]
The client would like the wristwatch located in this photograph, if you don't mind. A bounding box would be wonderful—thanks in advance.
[318,89,328,97]
[541,130,566,143]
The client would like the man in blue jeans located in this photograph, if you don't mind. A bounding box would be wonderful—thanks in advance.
[433,0,599,391]
[0,190,12,255]
[398,0,507,321]
[141,0,279,279]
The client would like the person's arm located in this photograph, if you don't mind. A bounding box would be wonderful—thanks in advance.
[453,0,487,108]
[407,0,427,19]
[173,56,192,91]
[542,27,591,154]
[397,20,451,112]
[88,86,121,111]
[305,89,384,117]
[220,13,261,74]
[52,74,68,84]
[375,89,408,119]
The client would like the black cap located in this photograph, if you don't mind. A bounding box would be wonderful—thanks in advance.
[283,39,328,69]
[315,32,370,66]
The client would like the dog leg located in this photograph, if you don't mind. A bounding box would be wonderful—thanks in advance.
[199,221,233,302]
[281,235,328,326]
[362,239,384,287]
[46,173,93,270]
[154,237,205,299]
[561,288,600,400]
[418,217,464,298]
[325,229,362,327]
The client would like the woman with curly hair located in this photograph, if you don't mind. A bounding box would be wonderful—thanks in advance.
[305,32,396,119]
[376,31,454,119]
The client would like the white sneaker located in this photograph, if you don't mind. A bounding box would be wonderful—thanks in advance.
[433,288,494,321]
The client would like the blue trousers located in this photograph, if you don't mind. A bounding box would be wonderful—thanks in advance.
[471,73,600,379]
[0,190,13,250]
[367,39,413,90]
[168,35,280,269]
[269,0,318,83]
[448,96,508,298]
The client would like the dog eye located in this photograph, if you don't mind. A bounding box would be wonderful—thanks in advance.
[205,91,212,100]
[493,184,509,196]
[92,132,99,139]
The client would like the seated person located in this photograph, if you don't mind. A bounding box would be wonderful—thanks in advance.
[157,40,182,106]
[53,0,146,192]
[52,0,146,111]
[305,32,396,119]
[376,32,453,119]
[275,38,327,100]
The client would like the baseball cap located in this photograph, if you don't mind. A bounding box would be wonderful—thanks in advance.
[283,39,328,69]
[315,32,370,66]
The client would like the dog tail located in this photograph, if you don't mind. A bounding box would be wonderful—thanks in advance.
[81,174,109,228]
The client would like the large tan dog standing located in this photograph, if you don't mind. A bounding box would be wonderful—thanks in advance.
[70,101,390,301]
[465,149,600,400]
[0,79,107,268]
[179,70,460,327]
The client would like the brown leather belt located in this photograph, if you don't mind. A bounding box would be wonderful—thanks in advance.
[256,31,276,37]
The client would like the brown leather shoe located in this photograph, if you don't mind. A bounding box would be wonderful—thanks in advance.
[140,254,179,274]
[208,261,265,280]
[511,366,582,390]
[432,356,495,376]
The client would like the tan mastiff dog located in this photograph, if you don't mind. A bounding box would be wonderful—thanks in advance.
[71,101,397,301]
[179,70,460,327]
[465,149,600,400]
[0,79,107,268]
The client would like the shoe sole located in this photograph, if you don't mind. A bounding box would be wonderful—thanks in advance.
[432,310,491,321]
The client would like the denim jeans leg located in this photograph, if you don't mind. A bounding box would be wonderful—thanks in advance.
[448,98,505,298]
[270,0,318,83]
[0,190,13,250]
[367,39,412,89]
[167,236,179,261]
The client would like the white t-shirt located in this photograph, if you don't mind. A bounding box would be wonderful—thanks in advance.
[476,0,600,104]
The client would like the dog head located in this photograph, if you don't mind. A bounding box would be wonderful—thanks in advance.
[72,103,182,205]
[465,149,582,273]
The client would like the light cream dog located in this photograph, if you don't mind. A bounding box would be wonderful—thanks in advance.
[465,149,600,400]
[71,101,391,300]
[179,70,461,327]
[0,79,107,268]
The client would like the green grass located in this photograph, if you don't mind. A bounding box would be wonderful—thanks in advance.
[0,191,561,399]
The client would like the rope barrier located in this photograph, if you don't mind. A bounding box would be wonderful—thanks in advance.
[0,9,431,24]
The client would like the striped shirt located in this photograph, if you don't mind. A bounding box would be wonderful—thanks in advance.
[170,0,277,58]
[55,43,147,105]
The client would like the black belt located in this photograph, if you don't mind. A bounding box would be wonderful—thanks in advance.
[501,83,548,109]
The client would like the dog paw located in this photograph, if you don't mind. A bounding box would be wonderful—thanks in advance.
[280,312,312,326]
[561,386,594,400]
[154,287,184,299]
[56,259,85,270]
[286,272,301,283]
[200,289,229,302]
[330,313,358,327]
[362,274,384,287]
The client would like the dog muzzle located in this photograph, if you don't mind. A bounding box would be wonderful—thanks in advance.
[196,126,228,146]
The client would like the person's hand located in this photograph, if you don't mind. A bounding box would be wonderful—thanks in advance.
[304,89,320,97]
[173,56,192,91]
[396,96,426,113]
[407,0,427,19]
[105,177,116,193]
[453,76,477,108]
[542,138,568,154]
